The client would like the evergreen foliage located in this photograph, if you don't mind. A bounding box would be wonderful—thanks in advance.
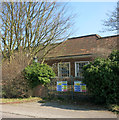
[83,50,119,104]
[24,62,55,88]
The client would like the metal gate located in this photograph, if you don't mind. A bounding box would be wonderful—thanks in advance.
[46,76,89,102]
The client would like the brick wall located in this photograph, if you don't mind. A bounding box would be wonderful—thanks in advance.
[45,57,93,77]
[45,35,119,77]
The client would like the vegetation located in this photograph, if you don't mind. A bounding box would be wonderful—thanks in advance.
[2,72,31,98]
[1,2,73,63]
[102,1,119,32]
[83,50,119,104]
[2,62,55,98]
[109,50,119,62]
[1,97,42,104]
[108,104,119,114]
[1,2,73,99]
[24,62,55,88]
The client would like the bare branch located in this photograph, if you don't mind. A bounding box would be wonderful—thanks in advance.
[1,2,73,63]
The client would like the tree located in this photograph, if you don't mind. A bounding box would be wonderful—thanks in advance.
[1,2,73,64]
[1,2,74,96]
[102,1,119,32]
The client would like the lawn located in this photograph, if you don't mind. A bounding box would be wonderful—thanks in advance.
[0,97,42,104]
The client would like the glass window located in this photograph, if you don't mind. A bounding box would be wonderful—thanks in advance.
[75,61,89,77]
[58,62,70,77]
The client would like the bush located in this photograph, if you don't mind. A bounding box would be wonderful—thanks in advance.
[24,62,55,88]
[83,50,119,104]
[109,50,119,62]
[2,51,32,98]
[2,73,31,98]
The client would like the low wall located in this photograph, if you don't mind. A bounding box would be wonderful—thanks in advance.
[32,85,48,98]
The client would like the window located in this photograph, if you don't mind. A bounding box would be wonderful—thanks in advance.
[58,62,70,77]
[75,61,89,77]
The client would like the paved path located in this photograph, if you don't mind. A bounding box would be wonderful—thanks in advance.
[1,101,118,118]
[1,111,34,118]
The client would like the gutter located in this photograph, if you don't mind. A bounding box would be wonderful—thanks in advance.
[46,54,93,60]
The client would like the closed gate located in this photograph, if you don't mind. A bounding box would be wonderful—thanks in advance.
[46,76,89,102]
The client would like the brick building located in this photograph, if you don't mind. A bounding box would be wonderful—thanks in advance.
[45,34,119,78]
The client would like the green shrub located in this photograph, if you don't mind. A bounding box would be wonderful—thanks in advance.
[83,50,119,104]
[109,50,119,62]
[24,62,55,88]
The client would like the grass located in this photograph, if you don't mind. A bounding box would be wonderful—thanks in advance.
[108,104,119,114]
[0,97,42,104]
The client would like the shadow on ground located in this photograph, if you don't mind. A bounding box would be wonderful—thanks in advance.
[37,100,107,111]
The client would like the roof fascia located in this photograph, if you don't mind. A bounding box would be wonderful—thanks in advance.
[46,54,93,60]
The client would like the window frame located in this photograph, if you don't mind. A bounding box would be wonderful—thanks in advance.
[75,61,89,77]
[58,62,70,77]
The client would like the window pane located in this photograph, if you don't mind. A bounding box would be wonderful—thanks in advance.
[76,62,89,77]
[58,63,70,77]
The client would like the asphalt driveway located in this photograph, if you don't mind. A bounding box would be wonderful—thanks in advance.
[1,101,118,118]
